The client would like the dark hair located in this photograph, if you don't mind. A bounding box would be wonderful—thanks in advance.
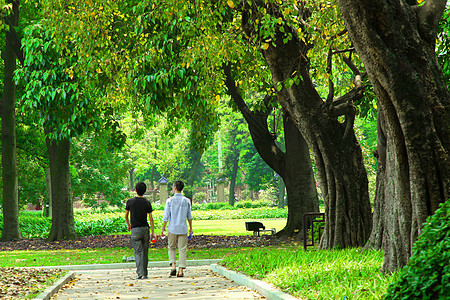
[135,182,147,196]
[173,180,184,192]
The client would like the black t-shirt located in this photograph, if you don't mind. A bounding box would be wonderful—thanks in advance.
[125,197,153,228]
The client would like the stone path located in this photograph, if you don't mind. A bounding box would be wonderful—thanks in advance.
[50,266,265,299]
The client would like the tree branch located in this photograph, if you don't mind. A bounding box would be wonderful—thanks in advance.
[326,46,334,106]
[222,62,252,117]
[326,51,364,118]
[417,0,447,44]
[222,62,286,174]
[343,105,356,143]
[3,1,24,65]
[342,54,360,76]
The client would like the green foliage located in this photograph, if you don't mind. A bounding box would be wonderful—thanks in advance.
[15,120,48,208]
[192,207,287,220]
[16,23,95,140]
[188,199,273,211]
[74,217,127,236]
[193,192,208,203]
[437,8,450,90]
[221,247,393,299]
[258,187,277,204]
[240,142,275,191]
[235,200,273,209]
[70,133,131,206]
[384,200,450,300]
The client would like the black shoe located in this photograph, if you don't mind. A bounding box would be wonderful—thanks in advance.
[136,275,143,279]
[170,269,176,276]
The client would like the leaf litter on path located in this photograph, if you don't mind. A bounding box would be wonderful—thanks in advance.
[0,267,65,299]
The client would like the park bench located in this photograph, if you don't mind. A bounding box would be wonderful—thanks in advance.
[303,212,325,250]
[245,221,276,236]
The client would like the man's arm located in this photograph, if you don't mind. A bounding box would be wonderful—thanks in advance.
[125,210,131,231]
[148,213,156,239]
[161,221,168,236]
[188,219,193,234]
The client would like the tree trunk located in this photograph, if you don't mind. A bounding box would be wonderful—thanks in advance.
[183,148,203,200]
[277,177,285,208]
[245,11,372,248]
[365,111,387,250]
[223,64,319,239]
[150,165,156,201]
[281,116,319,238]
[1,8,21,241]
[46,134,77,241]
[228,148,239,206]
[44,167,52,218]
[338,0,449,272]
[226,125,241,206]
[128,168,135,190]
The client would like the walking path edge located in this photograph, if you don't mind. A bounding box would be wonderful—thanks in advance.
[33,259,297,300]
[34,271,75,300]
[210,264,297,300]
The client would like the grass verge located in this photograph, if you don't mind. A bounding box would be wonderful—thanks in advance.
[0,247,243,268]
[220,245,395,299]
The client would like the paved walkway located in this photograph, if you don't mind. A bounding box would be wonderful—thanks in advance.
[49,266,265,299]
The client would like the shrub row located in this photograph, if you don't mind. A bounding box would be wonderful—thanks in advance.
[0,206,287,239]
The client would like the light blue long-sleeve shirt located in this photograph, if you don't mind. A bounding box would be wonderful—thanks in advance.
[163,193,192,235]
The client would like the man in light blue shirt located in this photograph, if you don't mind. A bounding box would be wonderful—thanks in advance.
[161,180,193,277]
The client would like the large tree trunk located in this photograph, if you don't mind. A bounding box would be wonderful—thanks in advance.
[242,3,373,248]
[183,148,203,200]
[223,64,319,239]
[1,0,21,241]
[282,116,319,238]
[365,111,387,250]
[277,177,286,208]
[338,0,449,272]
[128,168,135,190]
[46,134,77,241]
[228,146,240,206]
[150,138,157,202]
[44,167,52,218]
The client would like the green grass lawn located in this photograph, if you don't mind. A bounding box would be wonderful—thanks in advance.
[0,247,244,268]
[113,218,286,236]
[194,218,286,235]
[220,246,395,299]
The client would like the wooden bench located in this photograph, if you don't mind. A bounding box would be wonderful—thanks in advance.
[245,221,276,236]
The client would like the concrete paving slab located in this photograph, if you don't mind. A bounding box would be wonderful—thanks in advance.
[49,266,265,299]
[42,259,222,271]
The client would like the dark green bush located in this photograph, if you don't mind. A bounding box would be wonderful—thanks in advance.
[20,215,52,238]
[384,200,450,300]
[75,217,127,236]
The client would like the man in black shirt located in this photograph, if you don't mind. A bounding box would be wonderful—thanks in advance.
[125,182,156,279]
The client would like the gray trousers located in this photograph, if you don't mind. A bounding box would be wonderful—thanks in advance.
[131,226,150,277]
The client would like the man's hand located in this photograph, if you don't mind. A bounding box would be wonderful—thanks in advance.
[125,210,131,231]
